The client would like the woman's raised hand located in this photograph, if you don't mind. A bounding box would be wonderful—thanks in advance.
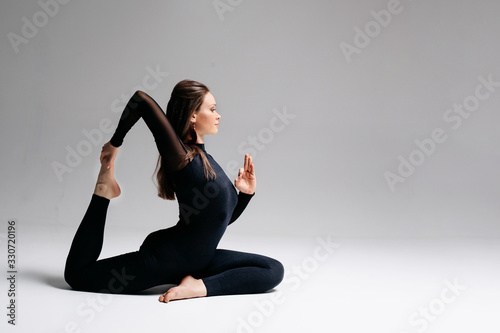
[100,141,119,169]
[234,154,256,195]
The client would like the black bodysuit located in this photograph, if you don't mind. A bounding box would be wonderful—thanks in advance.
[64,91,284,295]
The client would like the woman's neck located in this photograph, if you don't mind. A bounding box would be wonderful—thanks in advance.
[195,133,204,144]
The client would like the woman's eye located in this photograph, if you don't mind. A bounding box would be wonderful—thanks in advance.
[211,109,216,112]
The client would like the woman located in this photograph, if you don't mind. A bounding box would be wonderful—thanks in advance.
[64,80,284,303]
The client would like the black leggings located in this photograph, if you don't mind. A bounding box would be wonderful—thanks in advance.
[64,194,284,295]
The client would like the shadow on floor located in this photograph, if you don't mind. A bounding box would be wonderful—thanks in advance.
[19,269,71,290]
[21,268,178,295]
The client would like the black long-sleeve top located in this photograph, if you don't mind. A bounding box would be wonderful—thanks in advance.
[109,91,254,273]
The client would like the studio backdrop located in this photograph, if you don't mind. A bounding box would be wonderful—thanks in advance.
[1,0,499,238]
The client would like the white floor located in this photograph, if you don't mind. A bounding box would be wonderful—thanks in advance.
[1,224,499,333]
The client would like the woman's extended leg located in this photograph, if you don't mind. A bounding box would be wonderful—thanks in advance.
[159,249,284,302]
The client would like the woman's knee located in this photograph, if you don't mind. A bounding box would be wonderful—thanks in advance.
[265,257,285,289]
[64,268,82,291]
[64,266,95,292]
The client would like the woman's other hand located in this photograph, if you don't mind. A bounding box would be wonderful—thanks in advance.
[234,154,256,195]
[100,141,119,169]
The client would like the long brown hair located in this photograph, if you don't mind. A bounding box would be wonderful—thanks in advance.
[153,79,216,200]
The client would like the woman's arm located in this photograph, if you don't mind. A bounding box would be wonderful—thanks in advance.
[108,90,189,172]
[228,191,255,225]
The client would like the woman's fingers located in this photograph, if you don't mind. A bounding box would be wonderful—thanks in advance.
[247,156,254,176]
[100,145,107,164]
[233,154,256,194]
[99,141,119,169]
[235,154,254,185]
[244,154,249,172]
[244,154,253,173]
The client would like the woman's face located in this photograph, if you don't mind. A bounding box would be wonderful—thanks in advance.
[193,92,221,137]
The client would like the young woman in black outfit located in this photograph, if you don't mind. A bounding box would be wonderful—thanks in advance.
[64,80,284,303]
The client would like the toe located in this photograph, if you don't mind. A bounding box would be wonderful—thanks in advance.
[165,290,175,302]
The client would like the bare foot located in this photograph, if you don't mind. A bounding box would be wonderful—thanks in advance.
[158,276,207,303]
[94,157,121,200]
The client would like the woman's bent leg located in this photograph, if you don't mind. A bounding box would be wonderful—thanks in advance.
[66,249,168,293]
[197,249,285,297]
[64,194,169,293]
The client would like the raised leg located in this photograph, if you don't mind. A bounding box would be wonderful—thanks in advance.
[64,157,166,293]
[64,193,110,286]
[64,191,177,293]
[94,155,121,200]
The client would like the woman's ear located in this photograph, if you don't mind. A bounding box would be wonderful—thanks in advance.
[190,113,196,128]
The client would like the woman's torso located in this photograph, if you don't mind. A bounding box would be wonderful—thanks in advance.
[140,144,238,271]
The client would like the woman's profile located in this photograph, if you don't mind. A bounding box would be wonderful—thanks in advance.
[64,79,284,302]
